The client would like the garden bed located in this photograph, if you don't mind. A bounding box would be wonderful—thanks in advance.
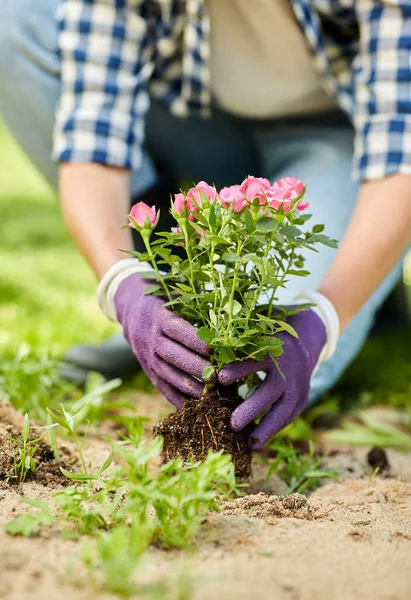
[1,394,411,600]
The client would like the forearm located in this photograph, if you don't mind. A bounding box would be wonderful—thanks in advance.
[319,174,411,331]
[59,163,133,280]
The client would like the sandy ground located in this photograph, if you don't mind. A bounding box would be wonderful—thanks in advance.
[1,394,411,600]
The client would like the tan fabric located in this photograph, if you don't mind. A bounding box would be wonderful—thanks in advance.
[208,0,337,119]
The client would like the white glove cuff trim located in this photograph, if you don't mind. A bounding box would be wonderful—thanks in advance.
[96,259,154,321]
[293,288,340,365]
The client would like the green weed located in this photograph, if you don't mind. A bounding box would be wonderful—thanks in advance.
[3,413,47,483]
[263,439,338,494]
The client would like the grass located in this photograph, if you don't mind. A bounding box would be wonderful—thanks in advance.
[0,123,115,359]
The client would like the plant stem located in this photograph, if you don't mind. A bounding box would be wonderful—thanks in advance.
[142,233,173,304]
[182,225,200,310]
[267,247,295,319]
[244,229,277,329]
[225,240,242,340]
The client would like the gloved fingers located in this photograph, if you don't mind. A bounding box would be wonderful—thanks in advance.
[153,357,205,399]
[230,369,284,431]
[156,336,216,382]
[162,312,211,357]
[218,355,272,386]
[248,393,296,449]
[151,374,186,409]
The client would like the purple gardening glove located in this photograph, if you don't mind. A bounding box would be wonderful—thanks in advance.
[114,273,216,408]
[218,309,327,449]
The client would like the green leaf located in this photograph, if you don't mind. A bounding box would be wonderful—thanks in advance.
[60,468,99,482]
[155,248,171,259]
[23,413,30,444]
[256,217,279,234]
[218,347,237,364]
[98,449,114,477]
[287,270,310,277]
[255,336,284,356]
[143,284,161,296]
[207,236,232,245]
[197,327,215,343]
[209,309,217,326]
[46,408,70,432]
[202,366,215,380]
[277,321,298,338]
[5,515,42,537]
[281,225,302,238]
[243,210,255,233]
[313,224,325,233]
[134,271,157,281]
[232,300,242,316]
[221,252,240,263]
[209,203,217,230]
[175,283,193,293]
[310,234,338,248]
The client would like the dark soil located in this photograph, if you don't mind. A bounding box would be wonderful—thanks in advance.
[153,386,252,478]
[0,400,72,487]
[367,447,390,472]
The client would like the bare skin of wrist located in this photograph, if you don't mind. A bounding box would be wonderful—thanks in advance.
[59,163,133,280]
[318,174,411,332]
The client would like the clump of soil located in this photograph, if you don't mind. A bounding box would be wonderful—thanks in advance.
[153,386,252,478]
[218,492,314,519]
[367,447,390,472]
[0,400,72,487]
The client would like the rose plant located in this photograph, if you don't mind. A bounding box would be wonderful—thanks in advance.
[126,175,336,382]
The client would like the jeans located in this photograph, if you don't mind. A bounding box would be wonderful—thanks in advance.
[0,0,403,403]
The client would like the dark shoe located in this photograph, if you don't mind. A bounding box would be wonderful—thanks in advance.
[60,333,140,384]
[372,281,410,334]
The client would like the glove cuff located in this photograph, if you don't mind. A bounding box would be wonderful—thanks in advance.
[97,259,154,321]
[293,289,340,364]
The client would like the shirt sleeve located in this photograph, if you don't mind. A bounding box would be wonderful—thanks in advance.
[53,0,154,170]
[352,1,411,182]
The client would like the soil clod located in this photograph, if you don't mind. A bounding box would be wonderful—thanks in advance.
[153,386,252,477]
[367,447,390,472]
[218,492,314,519]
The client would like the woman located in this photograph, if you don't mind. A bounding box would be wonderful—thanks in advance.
[0,0,409,446]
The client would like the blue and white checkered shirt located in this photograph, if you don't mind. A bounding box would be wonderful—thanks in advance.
[53,0,411,182]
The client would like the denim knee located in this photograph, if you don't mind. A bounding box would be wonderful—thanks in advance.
[0,0,58,88]
[0,2,22,81]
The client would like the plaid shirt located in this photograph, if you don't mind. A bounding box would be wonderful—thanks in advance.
[53,0,411,181]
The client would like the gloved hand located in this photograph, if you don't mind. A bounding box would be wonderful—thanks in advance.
[114,273,216,408]
[218,309,327,448]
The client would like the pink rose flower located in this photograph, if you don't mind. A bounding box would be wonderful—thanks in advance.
[172,193,186,215]
[185,181,216,222]
[240,176,271,204]
[129,201,159,230]
[266,188,297,212]
[219,185,248,212]
[297,200,310,211]
[272,177,305,197]
[171,226,183,234]
[186,181,216,207]
[267,177,308,212]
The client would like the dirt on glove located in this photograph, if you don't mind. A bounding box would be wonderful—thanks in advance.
[153,385,252,477]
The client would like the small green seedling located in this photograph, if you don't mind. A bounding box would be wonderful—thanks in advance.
[3,413,47,484]
[264,439,338,494]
